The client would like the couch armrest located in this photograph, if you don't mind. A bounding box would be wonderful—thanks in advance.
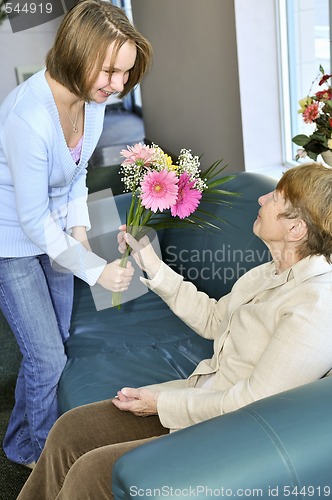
[112,377,332,499]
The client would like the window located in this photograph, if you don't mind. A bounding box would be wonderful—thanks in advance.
[279,0,330,165]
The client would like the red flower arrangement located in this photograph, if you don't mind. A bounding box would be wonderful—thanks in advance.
[292,65,332,160]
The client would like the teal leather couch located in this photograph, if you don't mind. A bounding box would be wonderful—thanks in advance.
[57,171,332,498]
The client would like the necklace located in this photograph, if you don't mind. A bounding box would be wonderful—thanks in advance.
[62,101,80,133]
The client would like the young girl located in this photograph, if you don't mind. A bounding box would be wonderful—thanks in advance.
[0,0,152,468]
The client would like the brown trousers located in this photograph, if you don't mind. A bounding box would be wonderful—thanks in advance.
[17,399,168,500]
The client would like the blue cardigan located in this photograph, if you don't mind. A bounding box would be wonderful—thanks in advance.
[0,70,107,285]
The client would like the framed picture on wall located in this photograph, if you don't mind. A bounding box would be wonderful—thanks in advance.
[15,65,44,84]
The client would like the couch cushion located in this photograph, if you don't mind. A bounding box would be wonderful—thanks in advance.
[58,280,213,413]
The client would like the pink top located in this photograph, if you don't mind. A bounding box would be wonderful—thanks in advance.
[68,135,84,164]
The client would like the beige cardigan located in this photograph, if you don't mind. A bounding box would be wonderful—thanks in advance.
[142,255,332,431]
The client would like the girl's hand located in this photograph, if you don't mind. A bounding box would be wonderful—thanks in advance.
[97,259,134,292]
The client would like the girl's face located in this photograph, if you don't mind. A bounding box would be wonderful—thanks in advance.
[89,40,137,103]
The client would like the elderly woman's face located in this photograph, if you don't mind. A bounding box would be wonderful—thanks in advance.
[253,190,294,246]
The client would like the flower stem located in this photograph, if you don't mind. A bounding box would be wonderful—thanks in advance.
[112,245,131,309]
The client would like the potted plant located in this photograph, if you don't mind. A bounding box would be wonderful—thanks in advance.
[292,65,332,164]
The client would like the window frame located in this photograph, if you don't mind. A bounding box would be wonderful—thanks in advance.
[278,0,331,167]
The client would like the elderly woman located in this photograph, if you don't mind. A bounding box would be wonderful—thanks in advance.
[17,163,332,499]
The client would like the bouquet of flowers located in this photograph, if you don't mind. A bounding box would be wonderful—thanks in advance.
[292,65,332,160]
[112,142,236,308]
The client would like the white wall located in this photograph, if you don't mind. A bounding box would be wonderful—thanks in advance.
[131,0,245,173]
[234,0,283,177]
[0,16,62,102]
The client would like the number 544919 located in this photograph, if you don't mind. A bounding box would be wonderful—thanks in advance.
[4,3,53,15]
[283,485,331,497]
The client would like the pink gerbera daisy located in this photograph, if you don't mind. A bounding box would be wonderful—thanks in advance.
[141,170,179,212]
[302,102,320,124]
[120,143,155,167]
[171,172,202,219]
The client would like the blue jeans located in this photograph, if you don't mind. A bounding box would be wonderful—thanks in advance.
[0,254,74,464]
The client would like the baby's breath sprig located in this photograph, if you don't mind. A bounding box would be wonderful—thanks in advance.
[176,148,207,191]
[120,164,144,192]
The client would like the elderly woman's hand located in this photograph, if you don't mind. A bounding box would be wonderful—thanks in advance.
[111,387,160,417]
[117,225,161,280]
